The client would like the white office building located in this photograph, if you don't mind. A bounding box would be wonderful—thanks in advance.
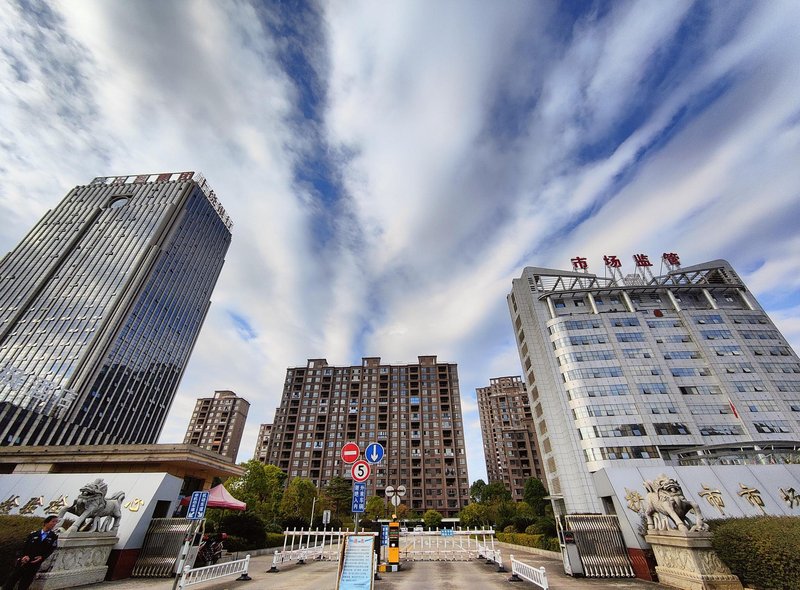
[508,256,800,519]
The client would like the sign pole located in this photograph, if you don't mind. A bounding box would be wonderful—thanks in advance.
[171,519,202,590]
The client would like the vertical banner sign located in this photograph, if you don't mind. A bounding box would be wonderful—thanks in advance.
[336,535,375,590]
[352,482,367,513]
[186,491,209,520]
[381,525,389,546]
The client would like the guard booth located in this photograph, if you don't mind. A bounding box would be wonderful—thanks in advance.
[559,529,583,576]
[387,520,400,567]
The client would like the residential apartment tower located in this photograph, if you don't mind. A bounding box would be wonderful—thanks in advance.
[476,376,544,501]
[264,356,470,516]
[184,390,250,461]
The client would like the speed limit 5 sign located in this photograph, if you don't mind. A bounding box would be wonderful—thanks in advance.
[351,459,371,482]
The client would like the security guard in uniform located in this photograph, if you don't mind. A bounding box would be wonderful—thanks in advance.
[3,515,59,590]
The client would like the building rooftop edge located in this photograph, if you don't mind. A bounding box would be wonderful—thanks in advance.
[0,443,243,476]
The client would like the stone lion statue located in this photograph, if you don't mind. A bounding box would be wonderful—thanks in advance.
[57,478,125,533]
[643,474,707,533]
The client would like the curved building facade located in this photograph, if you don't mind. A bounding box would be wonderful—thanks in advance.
[0,171,231,446]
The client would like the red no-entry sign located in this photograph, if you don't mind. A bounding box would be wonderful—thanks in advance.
[341,442,360,464]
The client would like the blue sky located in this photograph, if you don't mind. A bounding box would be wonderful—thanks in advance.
[1,0,799,483]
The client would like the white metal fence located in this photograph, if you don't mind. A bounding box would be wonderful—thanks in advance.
[269,528,374,572]
[268,527,503,571]
[401,527,501,568]
[177,555,251,589]
[508,555,549,589]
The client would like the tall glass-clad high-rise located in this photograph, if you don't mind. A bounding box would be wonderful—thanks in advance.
[0,171,232,446]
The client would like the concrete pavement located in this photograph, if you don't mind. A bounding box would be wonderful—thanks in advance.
[80,543,661,590]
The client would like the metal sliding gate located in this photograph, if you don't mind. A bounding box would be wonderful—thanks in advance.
[132,518,199,577]
[563,515,634,578]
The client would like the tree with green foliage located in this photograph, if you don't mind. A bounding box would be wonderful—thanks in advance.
[469,479,487,503]
[224,460,285,524]
[394,503,409,520]
[365,496,385,520]
[522,478,548,516]
[280,477,317,525]
[483,481,512,504]
[324,476,353,518]
[488,499,518,531]
[422,509,443,529]
[458,503,489,528]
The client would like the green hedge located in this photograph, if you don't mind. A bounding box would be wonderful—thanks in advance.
[265,533,285,548]
[711,516,800,590]
[496,532,560,552]
[225,532,285,552]
[0,515,46,575]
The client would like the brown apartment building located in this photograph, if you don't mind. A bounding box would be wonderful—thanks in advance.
[184,390,250,461]
[262,356,470,516]
[254,423,273,463]
[477,376,544,502]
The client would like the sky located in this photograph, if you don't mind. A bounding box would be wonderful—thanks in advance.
[1,0,799,484]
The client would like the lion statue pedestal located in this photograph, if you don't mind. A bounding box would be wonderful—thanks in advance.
[31,530,118,590]
[31,478,125,589]
[642,475,741,590]
[645,531,741,590]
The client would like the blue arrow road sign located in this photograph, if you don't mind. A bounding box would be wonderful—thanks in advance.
[352,482,367,513]
[186,491,209,520]
[365,442,384,464]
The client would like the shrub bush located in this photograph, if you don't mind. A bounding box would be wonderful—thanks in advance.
[219,513,266,549]
[0,516,45,575]
[496,531,560,553]
[524,524,541,535]
[223,535,249,553]
[512,516,535,533]
[280,515,308,531]
[265,533,285,548]
[711,516,800,590]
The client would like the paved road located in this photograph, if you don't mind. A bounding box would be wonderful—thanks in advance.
[83,544,660,590]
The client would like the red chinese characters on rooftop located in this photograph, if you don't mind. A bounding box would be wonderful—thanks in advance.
[570,252,681,272]
[571,256,588,270]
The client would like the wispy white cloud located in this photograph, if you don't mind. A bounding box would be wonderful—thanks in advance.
[1,0,799,482]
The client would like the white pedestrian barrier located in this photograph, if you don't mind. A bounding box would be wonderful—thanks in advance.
[401,527,503,569]
[269,528,367,572]
[177,554,251,589]
[508,554,549,589]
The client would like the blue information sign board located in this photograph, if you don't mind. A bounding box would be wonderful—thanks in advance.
[337,535,374,590]
[381,524,389,546]
[351,482,367,513]
[186,491,209,520]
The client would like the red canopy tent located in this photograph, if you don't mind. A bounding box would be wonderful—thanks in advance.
[180,484,246,511]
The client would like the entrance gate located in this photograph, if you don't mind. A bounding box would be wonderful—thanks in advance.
[562,514,634,577]
[132,518,198,577]
[400,528,498,563]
